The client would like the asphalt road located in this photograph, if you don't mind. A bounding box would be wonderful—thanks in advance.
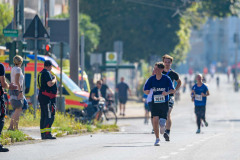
[1,74,240,160]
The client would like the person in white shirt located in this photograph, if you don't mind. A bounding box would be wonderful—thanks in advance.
[8,55,24,130]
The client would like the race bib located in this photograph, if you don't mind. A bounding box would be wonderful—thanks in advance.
[195,94,202,101]
[154,95,165,103]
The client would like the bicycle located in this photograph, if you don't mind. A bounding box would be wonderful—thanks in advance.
[77,98,117,125]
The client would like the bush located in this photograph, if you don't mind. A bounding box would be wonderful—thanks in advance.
[0,130,32,145]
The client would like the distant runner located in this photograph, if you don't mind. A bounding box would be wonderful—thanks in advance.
[162,54,181,141]
[191,74,210,134]
[144,62,175,146]
[143,69,155,132]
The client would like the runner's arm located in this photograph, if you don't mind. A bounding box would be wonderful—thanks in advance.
[144,90,150,95]
[162,89,175,96]
[174,78,182,93]
[201,90,209,97]
[191,90,195,101]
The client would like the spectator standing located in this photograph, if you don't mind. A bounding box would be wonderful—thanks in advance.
[116,77,131,116]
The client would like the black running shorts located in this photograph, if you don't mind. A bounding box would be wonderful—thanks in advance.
[151,101,169,119]
[194,106,206,118]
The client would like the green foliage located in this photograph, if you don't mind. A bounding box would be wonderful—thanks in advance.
[0,130,31,145]
[200,0,240,17]
[79,0,240,65]
[4,110,119,141]
[0,3,13,45]
[54,13,101,54]
[79,0,194,64]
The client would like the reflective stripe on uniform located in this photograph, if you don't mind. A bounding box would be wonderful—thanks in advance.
[38,72,42,89]
[41,128,51,133]
[40,129,46,133]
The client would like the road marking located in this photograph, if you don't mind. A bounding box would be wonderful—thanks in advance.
[159,156,169,159]
[179,148,186,151]
[170,152,179,155]
[186,144,193,147]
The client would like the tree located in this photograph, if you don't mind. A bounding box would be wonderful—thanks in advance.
[54,13,101,53]
[0,3,13,45]
[54,13,101,74]
[79,0,240,65]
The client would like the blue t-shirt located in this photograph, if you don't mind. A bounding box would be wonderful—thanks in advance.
[144,75,174,103]
[192,83,208,106]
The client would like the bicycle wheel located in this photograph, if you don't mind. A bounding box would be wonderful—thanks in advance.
[103,109,117,125]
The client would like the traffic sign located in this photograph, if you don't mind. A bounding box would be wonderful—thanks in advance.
[23,15,50,39]
[106,52,117,65]
[3,29,18,37]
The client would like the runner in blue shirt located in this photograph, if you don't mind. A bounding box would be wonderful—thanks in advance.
[144,62,175,146]
[191,74,210,134]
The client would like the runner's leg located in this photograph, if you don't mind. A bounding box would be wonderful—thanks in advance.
[165,107,172,134]
[153,116,160,139]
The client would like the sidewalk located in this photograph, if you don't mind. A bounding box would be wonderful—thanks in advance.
[116,97,146,119]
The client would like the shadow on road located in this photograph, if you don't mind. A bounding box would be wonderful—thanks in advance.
[215,119,240,122]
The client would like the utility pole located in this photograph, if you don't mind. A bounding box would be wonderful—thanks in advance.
[69,0,79,85]
[80,34,85,90]
[44,0,49,27]
[13,0,18,30]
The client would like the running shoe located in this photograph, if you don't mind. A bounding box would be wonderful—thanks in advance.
[196,129,201,134]
[204,121,208,127]
[154,138,160,146]
[163,133,170,141]
[151,129,154,134]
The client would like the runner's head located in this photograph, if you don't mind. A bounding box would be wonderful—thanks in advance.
[162,54,173,69]
[154,62,165,75]
[196,74,203,83]
[96,80,102,89]
[120,77,124,82]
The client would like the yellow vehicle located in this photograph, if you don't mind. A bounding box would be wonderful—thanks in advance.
[63,68,91,92]
[0,54,89,111]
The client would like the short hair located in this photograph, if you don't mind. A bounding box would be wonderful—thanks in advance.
[154,61,165,69]
[162,54,173,62]
[44,60,53,67]
[13,55,23,66]
[96,80,102,85]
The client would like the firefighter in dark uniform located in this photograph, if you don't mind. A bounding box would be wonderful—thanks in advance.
[38,60,57,139]
[0,63,17,152]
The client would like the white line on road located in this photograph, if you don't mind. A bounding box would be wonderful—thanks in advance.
[179,148,186,151]
[186,144,193,147]
[159,156,170,159]
[170,152,179,155]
